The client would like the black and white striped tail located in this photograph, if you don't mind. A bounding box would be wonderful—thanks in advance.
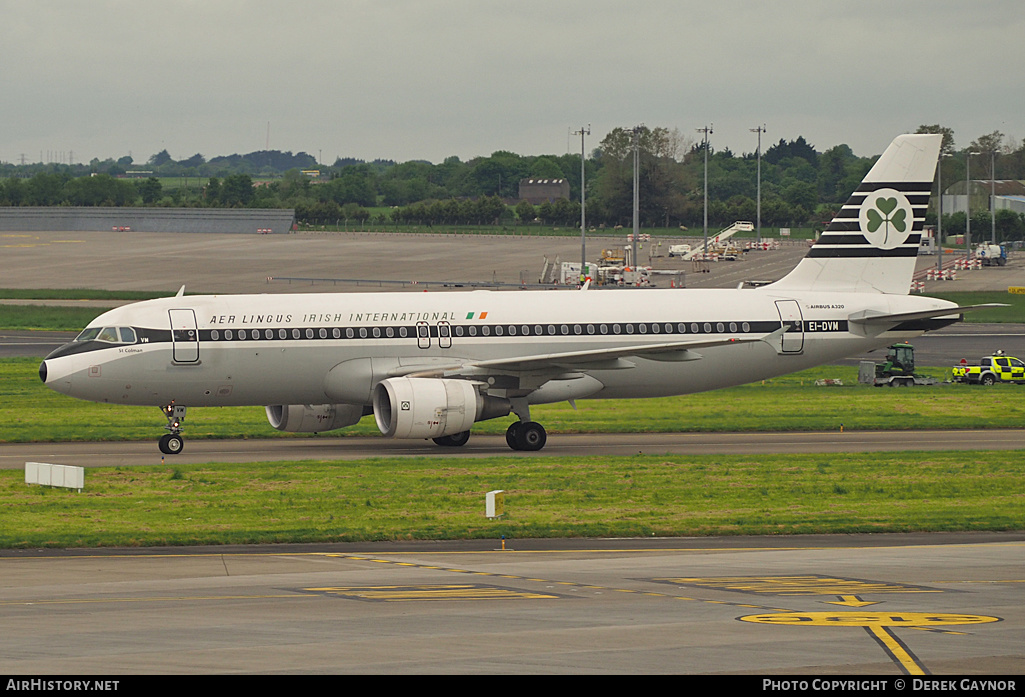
[770,134,941,295]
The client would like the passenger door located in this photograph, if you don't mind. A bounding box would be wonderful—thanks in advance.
[774,300,804,354]
[169,309,200,363]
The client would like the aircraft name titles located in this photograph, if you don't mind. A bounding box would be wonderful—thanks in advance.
[206,311,461,326]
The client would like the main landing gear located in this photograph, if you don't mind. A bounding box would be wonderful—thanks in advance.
[430,422,548,451]
[503,398,547,451]
[432,430,471,447]
[505,421,547,451]
[159,402,187,455]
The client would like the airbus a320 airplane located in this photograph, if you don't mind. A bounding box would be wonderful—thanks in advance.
[41,134,974,454]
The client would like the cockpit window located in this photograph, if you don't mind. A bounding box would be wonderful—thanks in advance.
[75,327,102,342]
[97,327,120,343]
[75,327,137,344]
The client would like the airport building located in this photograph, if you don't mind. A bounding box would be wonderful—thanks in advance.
[518,178,570,205]
[942,180,1025,216]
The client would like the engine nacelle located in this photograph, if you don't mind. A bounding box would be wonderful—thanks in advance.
[265,403,365,433]
[373,377,509,439]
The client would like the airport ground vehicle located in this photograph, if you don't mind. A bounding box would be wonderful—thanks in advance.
[952,350,1025,385]
[975,243,1008,267]
[858,342,937,387]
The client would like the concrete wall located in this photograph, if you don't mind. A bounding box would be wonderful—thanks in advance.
[0,207,295,234]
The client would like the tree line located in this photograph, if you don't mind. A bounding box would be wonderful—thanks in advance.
[3,125,1024,238]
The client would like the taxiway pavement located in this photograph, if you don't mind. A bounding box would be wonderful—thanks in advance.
[1,534,1021,674]
[4,429,1025,470]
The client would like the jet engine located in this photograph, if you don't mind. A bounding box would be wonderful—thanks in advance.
[265,403,365,433]
[373,377,510,439]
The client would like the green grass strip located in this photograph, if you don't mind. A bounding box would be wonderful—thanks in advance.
[4,357,1024,444]
[0,305,115,331]
[3,452,1021,548]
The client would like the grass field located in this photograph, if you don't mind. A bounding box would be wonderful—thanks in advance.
[3,357,1023,444]
[5,288,1022,548]
[4,451,1021,548]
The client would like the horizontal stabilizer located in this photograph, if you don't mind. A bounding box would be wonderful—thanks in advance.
[847,303,1006,326]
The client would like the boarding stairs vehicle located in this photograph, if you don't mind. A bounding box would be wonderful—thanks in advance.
[680,221,754,260]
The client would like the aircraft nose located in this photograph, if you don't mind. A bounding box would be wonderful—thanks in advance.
[39,360,48,383]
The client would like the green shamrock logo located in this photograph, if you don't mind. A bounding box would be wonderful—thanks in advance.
[865,196,907,246]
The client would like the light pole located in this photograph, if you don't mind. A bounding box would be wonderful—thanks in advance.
[750,125,766,245]
[632,126,642,269]
[990,148,997,244]
[573,125,590,283]
[966,150,977,259]
[937,153,952,275]
[697,124,713,255]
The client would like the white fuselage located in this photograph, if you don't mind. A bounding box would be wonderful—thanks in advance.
[41,286,958,408]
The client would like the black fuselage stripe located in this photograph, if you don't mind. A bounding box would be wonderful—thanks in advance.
[49,319,861,357]
[807,247,920,258]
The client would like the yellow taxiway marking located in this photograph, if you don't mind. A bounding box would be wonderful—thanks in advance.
[740,612,1000,676]
[738,612,1000,628]
[867,625,929,676]
[662,575,940,596]
[828,595,881,607]
[302,584,560,601]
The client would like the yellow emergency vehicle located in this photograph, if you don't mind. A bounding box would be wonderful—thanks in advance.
[952,350,1025,385]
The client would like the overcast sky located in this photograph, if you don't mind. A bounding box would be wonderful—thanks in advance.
[2,1,1021,167]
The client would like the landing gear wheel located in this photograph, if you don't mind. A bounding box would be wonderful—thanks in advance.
[506,421,547,451]
[505,422,522,449]
[433,430,470,447]
[159,433,184,455]
[517,421,547,451]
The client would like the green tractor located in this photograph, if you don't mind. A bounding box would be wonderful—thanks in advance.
[859,342,938,387]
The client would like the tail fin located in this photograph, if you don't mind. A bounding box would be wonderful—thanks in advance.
[769,134,941,294]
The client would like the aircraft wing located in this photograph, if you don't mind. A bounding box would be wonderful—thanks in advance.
[404,330,782,379]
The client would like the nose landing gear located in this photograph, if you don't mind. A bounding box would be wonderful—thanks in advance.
[159,403,187,455]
